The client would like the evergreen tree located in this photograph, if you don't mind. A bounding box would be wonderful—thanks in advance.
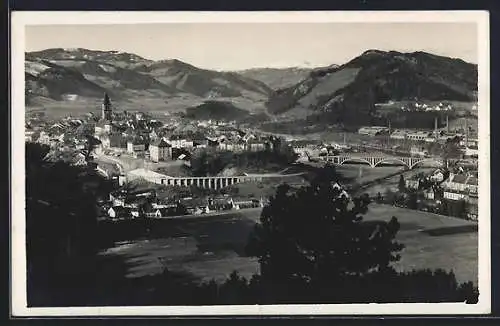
[398,174,406,192]
[246,170,404,284]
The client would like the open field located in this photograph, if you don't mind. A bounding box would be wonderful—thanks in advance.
[336,165,405,185]
[99,203,477,285]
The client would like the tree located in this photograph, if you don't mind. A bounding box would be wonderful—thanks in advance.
[239,166,478,304]
[442,140,463,160]
[246,171,404,284]
[82,135,101,164]
[398,174,406,192]
[26,143,106,306]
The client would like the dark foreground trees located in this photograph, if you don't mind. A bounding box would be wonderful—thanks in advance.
[239,173,478,304]
[26,142,478,306]
[26,143,109,306]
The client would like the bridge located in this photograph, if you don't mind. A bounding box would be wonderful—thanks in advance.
[125,167,306,190]
[320,155,446,169]
[161,175,262,189]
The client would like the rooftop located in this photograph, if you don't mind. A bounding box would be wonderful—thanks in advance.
[151,138,171,148]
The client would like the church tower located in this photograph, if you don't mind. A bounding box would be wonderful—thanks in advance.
[102,93,113,121]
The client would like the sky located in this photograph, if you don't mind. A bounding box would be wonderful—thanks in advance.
[25,23,478,71]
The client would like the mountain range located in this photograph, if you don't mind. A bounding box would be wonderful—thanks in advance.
[25,48,274,108]
[25,48,477,127]
[266,50,477,125]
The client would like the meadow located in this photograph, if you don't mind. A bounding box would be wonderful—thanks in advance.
[99,202,477,285]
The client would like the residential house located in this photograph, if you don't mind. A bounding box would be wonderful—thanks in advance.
[390,130,408,140]
[169,135,194,149]
[150,138,172,162]
[406,131,432,142]
[247,141,266,152]
[107,206,132,219]
[148,205,178,218]
[109,192,126,207]
[410,146,428,157]
[127,136,146,156]
[466,203,478,221]
[37,131,50,145]
[94,119,110,135]
[180,197,210,215]
[422,188,436,200]
[429,169,447,183]
[25,130,35,142]
[130,208,140,218]
[405,178,420,190]
[331,182,350,199]
[442,173,478,201]
[208,196,234,211]
[358,126,389,136]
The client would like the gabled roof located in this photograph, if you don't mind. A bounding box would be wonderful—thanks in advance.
[109,206,131,216]
[127,135,145,145]
[151,138,171,148]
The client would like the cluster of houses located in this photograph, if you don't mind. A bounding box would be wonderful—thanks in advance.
[404,167,478,220]
[102,186,266,221]
[91,94,281,162]
[400,102,454,112]
[25,94,290,170]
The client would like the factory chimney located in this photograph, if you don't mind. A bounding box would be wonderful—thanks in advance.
[434,116,438,139]
[465,118,469,148]
[446,115,449,133]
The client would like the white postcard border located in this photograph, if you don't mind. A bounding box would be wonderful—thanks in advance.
[11,10,491,316]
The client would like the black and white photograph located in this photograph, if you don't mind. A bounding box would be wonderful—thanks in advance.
[11,11,491,316]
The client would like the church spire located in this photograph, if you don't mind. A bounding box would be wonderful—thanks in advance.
[103,92,111,106]
[102,92,112,120]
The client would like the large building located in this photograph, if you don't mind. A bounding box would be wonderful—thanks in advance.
[127,136,146,156]
[442,172,478,201]
[358,126,390,136]
[406,131,432,142]
[150,138,172,162]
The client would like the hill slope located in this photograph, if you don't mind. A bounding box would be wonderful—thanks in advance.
[25,59,109,104]
[237,67,315,90]
[184,101,251,121]
[25,48,273,109]
[266,50,478,126]
[133,59,272,99]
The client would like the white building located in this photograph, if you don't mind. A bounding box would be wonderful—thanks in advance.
[169,138,194,149]
[406,131,432,142]
[358,126,389,136]
[389,130,407,140]
[442,173,478,201]
[127,137,146,155]
[150,138,172,162]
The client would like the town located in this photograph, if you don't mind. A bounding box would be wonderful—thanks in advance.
[19,17,485,309]
[25,93,479,222]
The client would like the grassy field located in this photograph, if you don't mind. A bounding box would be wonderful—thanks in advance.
[336,165,405,185]
[99,203,477,285]
[364,204,478,285]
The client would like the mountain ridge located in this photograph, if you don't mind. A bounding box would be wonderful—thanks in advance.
[25,48,273,107]
[265,49,477,125]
